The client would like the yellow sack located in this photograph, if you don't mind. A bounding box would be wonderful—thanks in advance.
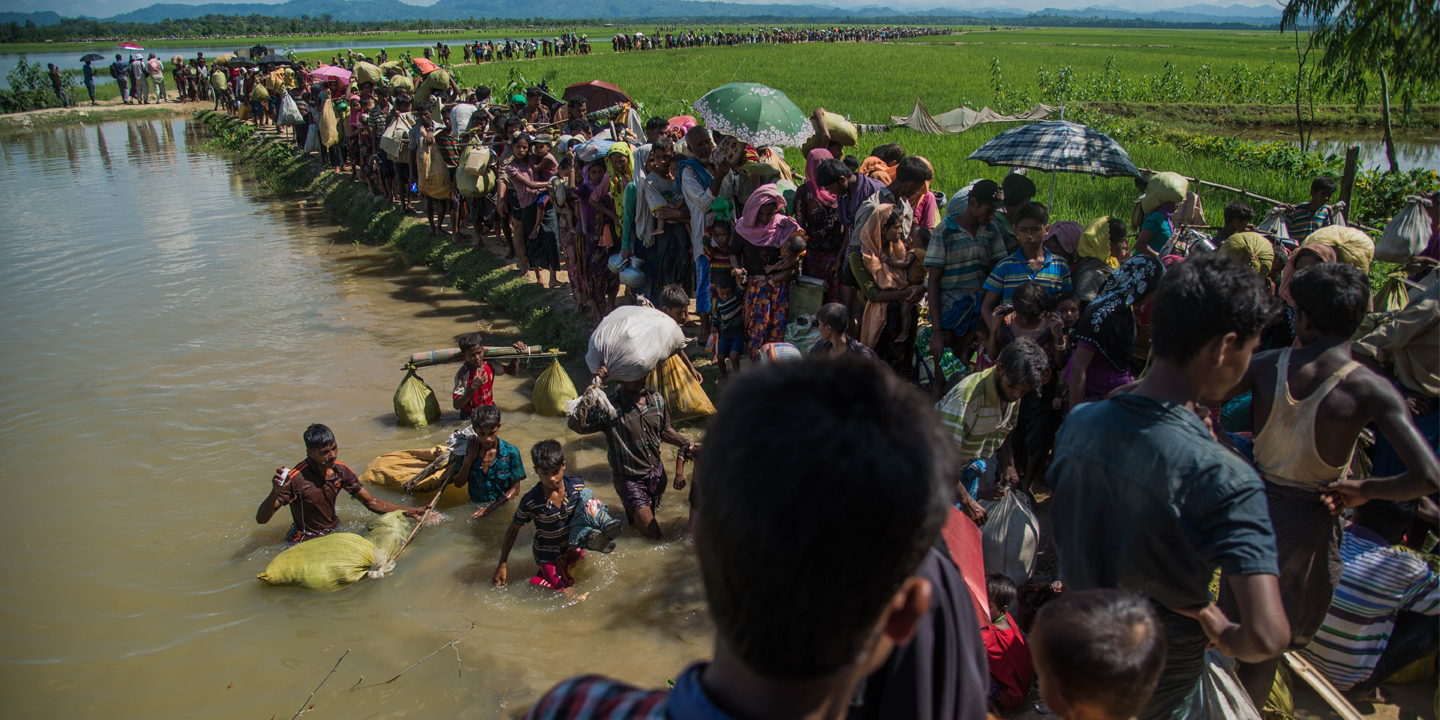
[360,446,449,488]
[534,357,579,417]
[414,68,451,103]
[456,144,495,197]
[1305,226,1374,274]
[1375,271,1412,313]
[388,74,414,91]
[393,366,441,427]
[238,103,250,120]
[251,83,269,102]
[365,511,414,560]
[1140,172,1189,213]
[801,111,858,155]
[352,61,382,87]
[1261,665,1294,720]
[647,354,715,422]
[319,99,339,148]
[257,533,375,590]
[210,70,226,92]
[462,143,489,177]
[417,142,452,200]
[1220,232,1274,275]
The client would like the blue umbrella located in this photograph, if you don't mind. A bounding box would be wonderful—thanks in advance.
[967,121,1141,179]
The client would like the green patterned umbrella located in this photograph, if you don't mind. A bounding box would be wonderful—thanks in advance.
[692,82,814,148]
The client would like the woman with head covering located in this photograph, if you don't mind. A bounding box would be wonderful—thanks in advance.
[1065,256,1165,411]
[858,204,910,348]
[793,148,847,303]
[1072,216,1130,306]
[733,183,803,361]
[576,157,620,321]
[1044,221,1084,265]
[633,139,696,305]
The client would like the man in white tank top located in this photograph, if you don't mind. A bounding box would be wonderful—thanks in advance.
[1217,262,1440,708]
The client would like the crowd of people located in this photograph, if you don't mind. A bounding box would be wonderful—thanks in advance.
[243,58,1440,720]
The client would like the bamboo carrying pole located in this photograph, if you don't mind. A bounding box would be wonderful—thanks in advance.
[1138,166,1381,235]
[1283,653,1365,720]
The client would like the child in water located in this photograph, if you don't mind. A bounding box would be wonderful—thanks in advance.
[492,440,621,594]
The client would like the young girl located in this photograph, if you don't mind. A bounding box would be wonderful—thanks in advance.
[706,218,735,344]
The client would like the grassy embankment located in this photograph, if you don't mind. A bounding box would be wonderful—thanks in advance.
[194,109,592,359]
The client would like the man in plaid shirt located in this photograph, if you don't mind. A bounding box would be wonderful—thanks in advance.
[1285,176,1338,239]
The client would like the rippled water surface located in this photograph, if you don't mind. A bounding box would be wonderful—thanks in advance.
[0,119,711,719]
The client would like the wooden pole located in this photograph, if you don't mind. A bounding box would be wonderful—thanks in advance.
[1139,165,1380,235]
[1339,146,1360,209]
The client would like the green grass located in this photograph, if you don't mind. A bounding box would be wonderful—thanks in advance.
[891,27,1304,51]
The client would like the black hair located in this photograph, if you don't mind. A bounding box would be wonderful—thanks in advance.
[414,100,433,114]
[1015,201,1049,227]
[1047,290,1077,310]
[1002,173,1038,205]
[842,154,860,171]
[645,116,669,133]
[783,233,807,256]
[816,302,849,331]
[651,136,675,155]
[894,156,933,186]
[471,405,501,434]
[393,95,411,108]
[565,119,589,136]
[1290,263,1370,338]
[558,154,573,170]
[998,338,1049,388]
[1032,590,1167,720]
[1224,200,1255,225]
[881,209,903,232]
[1012,282,1049,319]
[658,283,689,311]
[525,86,542,98]
[693,359,955,678]
[458,332,484,353]
[713,273,736,291]
[475,85,492,101]
[1311,176,1338,195]
[814,158,852,189]
[1354,500,1418,546]
[1107,217,1128,245]
[303,423,336,449]
[1150,254,1279,364]
[530,439,565,471]
[870,143,905,164]
[710,219,733,234]
[987,573,1018,615]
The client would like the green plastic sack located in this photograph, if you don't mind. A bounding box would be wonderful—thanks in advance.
[257,533,376,590]
[1375,271,1411,313]
[366,511,414,560]
[533,356,579,417]
[352,61,382,87]
[1220,232,1275,276]
[801,111,858,155]
[394,366,441,427]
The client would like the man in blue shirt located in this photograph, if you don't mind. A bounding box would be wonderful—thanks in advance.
[1049,254,1291,720]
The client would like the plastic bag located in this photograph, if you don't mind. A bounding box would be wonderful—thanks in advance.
[646,354,715,422]
[257,533,376,590]
[1375,271,1412,313]
[1178,651,1263,720]
[417,142,452,200]
[980,491,1040,587]
[1257,207,1291,246]
[277,91,302,126]
[568,488,621,553]
[757,342,804,363]
[1376,196,1433,263]
[783,314,822,350]
[304,123,320,154]
[533,356,579,417]
[456,144,495,198]
[1140,172,1189,213]
[414,68,450,103]
[393,366,441,427]
[573,138,615,164]
[585,305,687,382]
[1175,191,1205,227]
[388,74,413,91]
[1304,226,1374,274]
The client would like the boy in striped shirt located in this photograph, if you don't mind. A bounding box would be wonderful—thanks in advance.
[1301,499,1439,700]
[980,202,1072,332]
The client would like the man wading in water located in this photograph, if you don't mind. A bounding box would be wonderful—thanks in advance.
[568,368,698,540]
[256,424,424,542]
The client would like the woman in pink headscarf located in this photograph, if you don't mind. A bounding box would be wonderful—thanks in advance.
[733,183,805,361]
[793,148,846,303]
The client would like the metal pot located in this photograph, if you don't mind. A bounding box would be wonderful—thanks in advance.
[607,254,645,275]
[618,265,648,289]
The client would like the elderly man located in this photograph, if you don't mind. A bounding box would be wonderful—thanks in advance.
[936,339,1050,524]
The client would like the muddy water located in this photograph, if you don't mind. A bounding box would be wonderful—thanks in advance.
[0,119,711,719]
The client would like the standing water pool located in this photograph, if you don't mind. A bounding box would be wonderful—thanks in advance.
[0,118,712,718]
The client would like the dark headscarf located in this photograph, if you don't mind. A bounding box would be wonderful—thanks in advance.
[1073,255,1165,372]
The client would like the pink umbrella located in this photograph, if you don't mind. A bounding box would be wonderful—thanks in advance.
[310,65,352,83]
[118,42,144,51]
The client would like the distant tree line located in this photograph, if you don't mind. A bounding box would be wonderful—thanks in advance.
[0,13,1281,44]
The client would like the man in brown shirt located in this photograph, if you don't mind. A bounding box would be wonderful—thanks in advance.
[256,424,424,542]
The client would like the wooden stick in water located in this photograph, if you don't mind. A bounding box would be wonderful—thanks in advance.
[289,649,349,720]
[391,489,444,564]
